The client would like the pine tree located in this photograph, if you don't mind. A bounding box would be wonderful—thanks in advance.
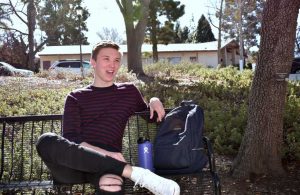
[174,23,190,43]
[147,0,185,62]
[194,14,216,43]
[222,0,264,50]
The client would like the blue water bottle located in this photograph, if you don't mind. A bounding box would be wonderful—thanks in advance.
[137,137,154,172]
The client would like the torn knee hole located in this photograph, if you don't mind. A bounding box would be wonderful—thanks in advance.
[99,184,122,192]
[99,175,123,192]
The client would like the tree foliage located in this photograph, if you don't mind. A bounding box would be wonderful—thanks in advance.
[0,32,27,67]
[0,0,90,70]
[0,3,12,29]
[116,0,150,77]
[193,14,216,43]
[174,23,190,43]
[0,0,41,70]
[146,0,185,62]
[36,0,89,46]
[222,0,264,51]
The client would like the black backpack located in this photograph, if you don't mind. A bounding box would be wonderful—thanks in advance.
[153,100,208,174]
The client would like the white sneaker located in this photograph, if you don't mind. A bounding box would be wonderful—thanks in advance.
[131,166,180,195]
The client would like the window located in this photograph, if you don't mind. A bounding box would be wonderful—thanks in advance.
[190,57,197,62]
[83,62,91,69]
[69,62,80,68]
[43,61,51,69]
[168,57,181,64]
[56,62,70,68]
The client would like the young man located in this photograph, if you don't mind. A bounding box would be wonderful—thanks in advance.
[36,41,180,195]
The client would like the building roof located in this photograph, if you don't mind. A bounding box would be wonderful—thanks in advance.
[38,39,237,56]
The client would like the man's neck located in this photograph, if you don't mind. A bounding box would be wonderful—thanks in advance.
[92,80,114,88]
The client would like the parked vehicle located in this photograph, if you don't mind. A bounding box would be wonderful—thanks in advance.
[0,62,34,77]
[49,60,92,75]
[291,57,300,74]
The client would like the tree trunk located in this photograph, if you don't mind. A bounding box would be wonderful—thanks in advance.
[126,25,145,75]
[217,0,224,65]
[232,0,300,178]
[151,18,158,63]
[117,0,150,76]
[27,0,36,71]
[149,0,159,63]
[237,0,244,71]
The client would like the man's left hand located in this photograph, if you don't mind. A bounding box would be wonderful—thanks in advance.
[149,97,165,122]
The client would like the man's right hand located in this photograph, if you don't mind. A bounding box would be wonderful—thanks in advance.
[107,151,126,162]
[80,142,126,162]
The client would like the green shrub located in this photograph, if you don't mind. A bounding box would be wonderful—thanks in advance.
[1,63,300,160]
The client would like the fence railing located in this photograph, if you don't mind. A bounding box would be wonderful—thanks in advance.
[0,112,221,194]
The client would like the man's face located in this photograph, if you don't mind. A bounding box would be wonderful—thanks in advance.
[91,47,121,87]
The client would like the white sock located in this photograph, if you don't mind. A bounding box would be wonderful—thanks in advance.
[130,166,180,195]
[130,166,144,182]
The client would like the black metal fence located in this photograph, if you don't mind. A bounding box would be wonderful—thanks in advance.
[0,112,221,195]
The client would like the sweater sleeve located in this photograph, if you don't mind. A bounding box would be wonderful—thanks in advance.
[132,85,161,123]
[62,92,82,144]
[133,85,148,112]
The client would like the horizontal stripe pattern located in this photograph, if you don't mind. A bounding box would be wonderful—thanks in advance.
[63,83,148,152]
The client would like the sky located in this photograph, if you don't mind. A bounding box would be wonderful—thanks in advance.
[5,0,300,46]
[5,0,220,44]
[82,0,219,45]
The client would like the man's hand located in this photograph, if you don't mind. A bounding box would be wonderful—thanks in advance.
[149,97,165,122]
[80,142,126,162]
[107,152,126,162]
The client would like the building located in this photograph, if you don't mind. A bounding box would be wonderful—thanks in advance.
[37,39,240,71]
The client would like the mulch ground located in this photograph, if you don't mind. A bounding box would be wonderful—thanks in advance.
[216,155,300,195]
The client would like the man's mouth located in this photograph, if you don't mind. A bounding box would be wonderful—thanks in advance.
[107,70,114,75]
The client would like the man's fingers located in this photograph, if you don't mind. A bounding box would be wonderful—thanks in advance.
[149,97,165,122]
[156,108,165,122]
[150,108,154,119]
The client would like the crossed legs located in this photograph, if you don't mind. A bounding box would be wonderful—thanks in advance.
[36,132,126,194]
[36,132,180,195]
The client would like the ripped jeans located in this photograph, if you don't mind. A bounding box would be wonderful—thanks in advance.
[35,132,127,195]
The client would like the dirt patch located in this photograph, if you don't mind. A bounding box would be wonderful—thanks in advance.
[216,155,300,194]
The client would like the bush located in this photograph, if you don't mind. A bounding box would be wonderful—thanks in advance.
[1,63,300,160]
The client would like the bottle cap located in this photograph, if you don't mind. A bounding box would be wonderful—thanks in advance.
[137,137,144,144]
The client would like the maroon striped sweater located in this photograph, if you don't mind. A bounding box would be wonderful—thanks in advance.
[62,83,148,152]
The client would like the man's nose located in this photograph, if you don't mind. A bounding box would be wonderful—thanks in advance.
[108,61,115,67]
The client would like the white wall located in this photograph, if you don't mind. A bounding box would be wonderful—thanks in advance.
[198,52,218,68]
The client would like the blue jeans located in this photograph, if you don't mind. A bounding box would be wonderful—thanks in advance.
[36,132,127,194]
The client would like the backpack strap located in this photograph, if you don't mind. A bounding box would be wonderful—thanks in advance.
[180,100,196,107]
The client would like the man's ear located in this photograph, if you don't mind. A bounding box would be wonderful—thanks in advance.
[90,58,96,68]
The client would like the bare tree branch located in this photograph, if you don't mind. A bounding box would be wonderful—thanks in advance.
[0,26,28,35]
[8,0,27,25]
